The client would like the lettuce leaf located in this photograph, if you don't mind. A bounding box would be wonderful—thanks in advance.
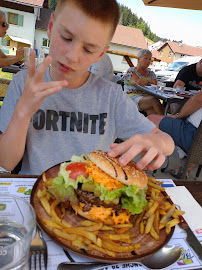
[95,183,148,214]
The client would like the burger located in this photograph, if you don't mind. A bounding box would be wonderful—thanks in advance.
[48,150,148,225]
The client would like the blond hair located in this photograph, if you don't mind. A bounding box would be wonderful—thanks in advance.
[55,0,120,39]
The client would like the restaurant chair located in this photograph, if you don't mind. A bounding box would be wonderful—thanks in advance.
[180,120,202,179]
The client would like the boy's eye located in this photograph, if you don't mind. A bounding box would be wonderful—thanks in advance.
[84,48,93,54]
[61,35,72,41]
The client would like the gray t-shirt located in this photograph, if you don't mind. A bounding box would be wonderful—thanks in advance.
[0,68,155,175]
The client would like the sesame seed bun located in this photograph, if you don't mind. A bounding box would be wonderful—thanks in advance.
[89,150,148,189]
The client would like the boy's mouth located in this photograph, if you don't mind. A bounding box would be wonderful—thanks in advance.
[58,62,74,72]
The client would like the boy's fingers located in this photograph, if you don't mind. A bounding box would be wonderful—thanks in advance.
[35,55,52,81]
[38,80,68,92]
[26,49,36,77]
[135,147,159,170]
[147,154,165,171]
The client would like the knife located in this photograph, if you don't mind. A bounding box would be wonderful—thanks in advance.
[179,215,202,261]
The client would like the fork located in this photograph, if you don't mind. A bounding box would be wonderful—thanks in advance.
[29,226,48,270]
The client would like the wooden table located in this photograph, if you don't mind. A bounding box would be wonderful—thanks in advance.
[135,85,191,115]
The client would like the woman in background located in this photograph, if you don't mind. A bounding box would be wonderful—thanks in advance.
[123,49,164,115]
[0,10,24,67]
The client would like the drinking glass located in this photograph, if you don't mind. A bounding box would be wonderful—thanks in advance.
[0,195,36,270]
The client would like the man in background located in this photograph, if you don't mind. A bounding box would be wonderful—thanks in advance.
[174,58,202,91]
[0,10,24,67]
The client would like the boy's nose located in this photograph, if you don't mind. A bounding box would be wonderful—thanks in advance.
[66,44,80,63]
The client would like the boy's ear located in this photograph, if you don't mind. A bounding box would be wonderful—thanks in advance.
[95,46,110,63]
[47,13,55,39]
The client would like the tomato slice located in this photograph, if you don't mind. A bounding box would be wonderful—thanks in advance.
[66,162,89,180]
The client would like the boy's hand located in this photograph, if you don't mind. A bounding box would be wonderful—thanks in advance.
[19,50,68,118]
[108,132,169,171]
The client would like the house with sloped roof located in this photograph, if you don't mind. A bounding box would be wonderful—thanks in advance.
[157,41,202,64]
[108,25,149,71]
[35,8,53,56]
[0,0,44,54]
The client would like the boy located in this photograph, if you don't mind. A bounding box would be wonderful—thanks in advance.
[0,0,174,175]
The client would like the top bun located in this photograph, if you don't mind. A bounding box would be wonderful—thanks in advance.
[89,150,148,189]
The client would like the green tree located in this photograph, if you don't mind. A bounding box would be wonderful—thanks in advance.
[119,4,166,43]
[48,0,59,10]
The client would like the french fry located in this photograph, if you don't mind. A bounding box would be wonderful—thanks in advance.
[76,222,103,232]
[80,220,97,226]
[165,226,171,235]
[61,220,72,228]
[104,233,130,241]
[115,227,130,234]
[166,218,180,228]
[45,193,51,201]
[172,209,185,219]
[147,181,165,191]
[135,210,145,226]
[159,209,167,216]
[150,226,159,240]
[112,224,133,228]
[164,201,172,211]
[160,204,176,225]
[53,229,77,241]
[72,240,87,250]
[63,227,97,245]
[140,220,145,235]
[145,214,155,234]
[40,197,51,216]
[144,201,159,219]
[55,205,63,219]
[96,237,102,247]
[88,244,116,257]
[42,218,63,229]
[37,188,47,198]
[100,225,114,231]
[148,177,163,184]
[42,172,47,182]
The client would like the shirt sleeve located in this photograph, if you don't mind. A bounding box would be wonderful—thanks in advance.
[114,88,156,139]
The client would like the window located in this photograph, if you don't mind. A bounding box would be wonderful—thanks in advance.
[8,13,18,25]
[160,51,163,57]
[168,51,172,58]
[42,38,50,48]
[8,13,24,26]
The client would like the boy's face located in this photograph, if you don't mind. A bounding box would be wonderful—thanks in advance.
[47,3,112,88]
[0,15,8,37]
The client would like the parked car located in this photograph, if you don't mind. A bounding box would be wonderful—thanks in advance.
[155,56,202,86]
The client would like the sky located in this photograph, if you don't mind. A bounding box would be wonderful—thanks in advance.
[117,0,202,47]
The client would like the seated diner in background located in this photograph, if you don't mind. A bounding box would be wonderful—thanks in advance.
[148,90,202,178]
[169,58,202,114]
[123,49,164,115]
[0,10,24,68]
[173,58,202,91]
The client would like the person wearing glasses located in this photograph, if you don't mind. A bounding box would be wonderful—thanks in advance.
[0,10,24,67]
